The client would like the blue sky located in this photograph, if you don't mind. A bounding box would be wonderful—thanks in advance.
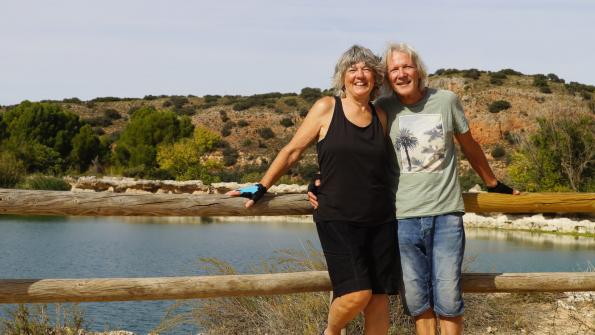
[1,0,593,105]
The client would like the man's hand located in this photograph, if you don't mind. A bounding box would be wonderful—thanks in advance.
[307,174,320,209]
[487,181,520,195]
[226,183,267,208]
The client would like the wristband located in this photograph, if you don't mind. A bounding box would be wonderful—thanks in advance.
[237,183,267,203]
[487,181,514,194]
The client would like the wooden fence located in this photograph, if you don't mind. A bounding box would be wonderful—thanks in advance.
[0,189,593,304]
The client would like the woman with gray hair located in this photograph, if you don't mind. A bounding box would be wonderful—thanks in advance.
[228,45,397,335]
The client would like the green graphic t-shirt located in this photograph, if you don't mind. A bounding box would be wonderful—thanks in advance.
[376,88,469,219]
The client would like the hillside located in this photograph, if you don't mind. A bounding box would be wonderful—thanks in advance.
[1,70,593,185]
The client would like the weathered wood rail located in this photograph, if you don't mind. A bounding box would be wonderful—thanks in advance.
[1,189,594,304]
[0,189,593,216]
[1,272,595,304]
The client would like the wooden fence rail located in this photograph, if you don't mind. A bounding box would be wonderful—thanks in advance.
[1,272,595,304]
[0,189,594,216]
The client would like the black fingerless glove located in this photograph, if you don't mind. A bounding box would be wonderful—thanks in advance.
[307,173,321,195]
[237,183,267,203]
[487,181,514,194]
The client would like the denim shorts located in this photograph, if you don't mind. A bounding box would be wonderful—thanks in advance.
[397,213,465,317]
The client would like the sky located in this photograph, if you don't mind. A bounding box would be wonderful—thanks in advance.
[1,0,593,105]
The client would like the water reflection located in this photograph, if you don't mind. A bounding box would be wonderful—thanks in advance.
[465,228,595,249]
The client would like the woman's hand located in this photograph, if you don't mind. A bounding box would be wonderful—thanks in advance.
[226,183,267,208]
[307,174,321,209]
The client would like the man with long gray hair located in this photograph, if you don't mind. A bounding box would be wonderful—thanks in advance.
[375,42,519,335]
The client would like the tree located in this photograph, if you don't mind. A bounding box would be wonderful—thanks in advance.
[156,127,222,182]
[509,116,594,192]
[396,129,418,171]
[114,107,194,170]
[1,102,85,173]
[488,100,512,113]
[70,125,100,172]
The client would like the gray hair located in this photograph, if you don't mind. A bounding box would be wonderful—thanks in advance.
[331,45,385,99]
[382,42,428,90]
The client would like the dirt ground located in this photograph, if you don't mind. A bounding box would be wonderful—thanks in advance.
[469,292,594,335]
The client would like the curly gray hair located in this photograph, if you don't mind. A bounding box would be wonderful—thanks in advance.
[331,45,385,99]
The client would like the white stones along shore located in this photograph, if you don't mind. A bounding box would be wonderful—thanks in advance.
[65,177,594,235]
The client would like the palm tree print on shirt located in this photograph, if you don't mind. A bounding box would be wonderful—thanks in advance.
[396,114,445,173]
[396,128,418,171]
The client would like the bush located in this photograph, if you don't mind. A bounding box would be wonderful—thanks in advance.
[103,108,121,120]
[300,87,323,103]
[0,304,86,335]
[242,139,252,147]
[219,110,229,122]
[539,86,552,94]
[509,116,594,192]
[222,147,239,166]
[488,100,511,113]
[257,127,275,140]
[462,69,481,80]
[18,175,71,191]
[489,77,504,86]
[498,68,523,76]
[204,95,221,103]
[547,73,564,83]
[62,97,82,104]
[0,151,25,188]
[433,68,461,76]
[491,144,506,159]
[85,116,112,127]
[299,109,308,117]
[459,169,484,191]
[490,72,507,80]
[221,127,231,137]
[280,117,294,127]
[284,98,298,107]
[163,95,189,109]
[237,119,249,127]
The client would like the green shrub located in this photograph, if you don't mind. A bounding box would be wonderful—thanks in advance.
[242,139,252,147]
[219,110,229,122]
[85,116,112,127]
[280,117,294,127]
[284,98,298,107]
[488,100,511,113]
[204,95,221,103]
[490,72,507,80]
[462,69,481,80]
[498,68,523,76]
[459,169,484,191]
[539,86,552,94]
[237,119,249,127]
[547,73,564,83]
[0,304,86,335]
[163,96,189,109]
[221,127,231,137]
[18,175,71,191]
[257,127,275,140]
[299,109,308,117]
[0,151,26,188]
[222,147,239,166]
[300,87,322,103]
[491,144,506,159]
[433,68,461,76]
[489,77,504,86]
[581,92,592,100]
[103,108,121,120]
[62,97,82,104]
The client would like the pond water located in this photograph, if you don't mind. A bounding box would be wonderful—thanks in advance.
[1,216,593,334]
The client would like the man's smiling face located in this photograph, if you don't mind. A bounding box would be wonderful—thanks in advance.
[387,51,424,104]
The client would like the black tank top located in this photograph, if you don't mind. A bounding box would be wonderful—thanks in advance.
[314,97,395,225]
